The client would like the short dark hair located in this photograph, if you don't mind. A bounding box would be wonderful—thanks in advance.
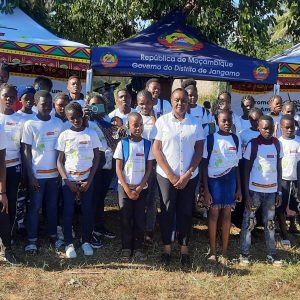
[241,95,255,107]
[249,107,263,117]
[65,101,83,116]
[171,88,188,97]
[259,115,273,123]
[216,108,232,118]
[137,90,152,101]
[184,84,197,93]
[281,114,295,124]
[218,91,231,101]
[282,100,296,110]
[116,88,129,96]
[34,90,52,105]
[0,61,9,74]
[269,95,282,104]
[0,83,16,94]
[53,92,69,103]
[181,78,196,89]
[68,75,81,82]
[127,111,142,122]
[34,76,53,91]
[145,78,160,89]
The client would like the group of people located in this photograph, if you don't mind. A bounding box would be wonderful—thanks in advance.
[0,62,299,268]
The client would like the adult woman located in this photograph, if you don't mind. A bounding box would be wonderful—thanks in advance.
[152,88,205,266]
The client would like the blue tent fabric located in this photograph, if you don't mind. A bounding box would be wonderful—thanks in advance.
[269,43,300,64]
[91,10,277,84]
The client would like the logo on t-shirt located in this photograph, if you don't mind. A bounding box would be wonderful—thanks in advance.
[46,131,56,136]
[136,153,145,157]
[79,141,90,145]
[228,147,236,151]
[267,154,275,158]
[290,150,297,154]
[6,122,16,126]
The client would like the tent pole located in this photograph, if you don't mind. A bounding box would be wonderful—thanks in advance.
[273,83,280,95]
[86,68,93,94]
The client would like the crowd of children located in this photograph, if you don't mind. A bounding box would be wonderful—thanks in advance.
[0,61,300,267]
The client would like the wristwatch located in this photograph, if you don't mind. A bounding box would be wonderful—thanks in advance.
[277,191,282,196]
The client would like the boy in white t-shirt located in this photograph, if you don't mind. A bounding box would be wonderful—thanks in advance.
[67,76,85,107]
[240,115,283,265]
[277,115,300,245]
[16,85,36,121]
[56,102,101,258]
[22,90,64,254]
[114,112,154,261]
[268,95,283,138]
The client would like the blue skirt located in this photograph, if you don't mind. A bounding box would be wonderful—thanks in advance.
[208,168,236,208]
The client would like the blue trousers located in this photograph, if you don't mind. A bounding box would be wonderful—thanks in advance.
[62,182,94,245]
[27,177,59,242]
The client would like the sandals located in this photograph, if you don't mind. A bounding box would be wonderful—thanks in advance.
[207,254,217,264]
[25,243,38,255]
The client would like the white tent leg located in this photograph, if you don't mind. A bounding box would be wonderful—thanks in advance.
[274,84,280,95]
[86,68,93,94]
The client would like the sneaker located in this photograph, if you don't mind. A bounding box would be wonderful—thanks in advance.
[91,232,103,249]
[266,255,283,266]
[1,249,21,266]
[239,254,250,266]
[25,243,38,255]
[49,237,65,250]
[133,249,147,261]
[65,244,77,259]
[180,254,191,266]
[81,242,93,256]
[120,249,131,262]
[161,252,171,266]
[94,228,116,239]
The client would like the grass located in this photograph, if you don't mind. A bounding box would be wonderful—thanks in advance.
[1,193,300,300]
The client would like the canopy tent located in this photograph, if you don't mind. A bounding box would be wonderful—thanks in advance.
[91,10,277,84]
[0,7,90,80]
[269,43,300,85]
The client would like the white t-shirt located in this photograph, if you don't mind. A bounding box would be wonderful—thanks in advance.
[73,99,85,107]
[240,117,251,131]
[16,110,37,121]
[279,136,300,181]
[0,124,6,150]
[88,121,108,151]
[203,133,242,178]
[141,115,155,140]
[113,139,154,185]
[0,113,24,167]
[153,112,205,179]
[22,116,63,179]
[243,140,283,193]
[189,105,209,125]
[56,127,101,181]
[108,108,137,125]
[240,128,260,151]
[153,99,172,117]
[212,112,242,135]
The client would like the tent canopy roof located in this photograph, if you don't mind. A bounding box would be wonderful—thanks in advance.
[269,43,300,64]
[91,10,277,84]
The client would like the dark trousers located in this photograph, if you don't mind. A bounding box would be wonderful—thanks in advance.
[6,165,21,233]
[63,181,94,245]
[93,167,114,231]
[118,184,147,250]
[0,204,12,250]
[157,174,198,246]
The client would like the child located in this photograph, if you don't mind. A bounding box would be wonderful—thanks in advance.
[22,90,64,254]
[282,100,300,136]
[114,112,153,261]
[53,92,69,122]
[240,95,255,131]
[277,115,300,245]
[56,102,101,258]
[203,109,242,265]
[0,124,20,265]
[0,84,24,236]
[16,85,36,120]
[146,78,172,117]
[240,115,283,265]
[240,108,262,151]
[268,95,283,138]
[137,90,157,244]
[109,88,136,124]
[185,84,211,132]
[67,76,85,107]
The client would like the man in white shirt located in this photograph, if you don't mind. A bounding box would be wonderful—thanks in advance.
[146,78,172,118]
[67,75,85,107]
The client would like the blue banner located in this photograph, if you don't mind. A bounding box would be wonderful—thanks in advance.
[91,11,278,84]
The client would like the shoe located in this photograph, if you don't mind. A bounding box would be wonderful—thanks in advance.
[120,249,132,262]
[281,239,291,247]
[65,244,77,259]
[94,228,116,239]
[180,254,191,266]
[49,237,65,249]
[133,249,147,261]
[218,255,230,266]
[161,252,171,266]
[266,255,283,266]
[81,242,93,256]
[25,243,38,255]
[91,232,103,249]
[239,254,250,266]
[207,254,217,265]
[1,249,21,266]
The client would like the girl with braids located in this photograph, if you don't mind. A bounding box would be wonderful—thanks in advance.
[240,95,255,131]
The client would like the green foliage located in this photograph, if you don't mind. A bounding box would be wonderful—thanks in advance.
[2,0,300,58]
